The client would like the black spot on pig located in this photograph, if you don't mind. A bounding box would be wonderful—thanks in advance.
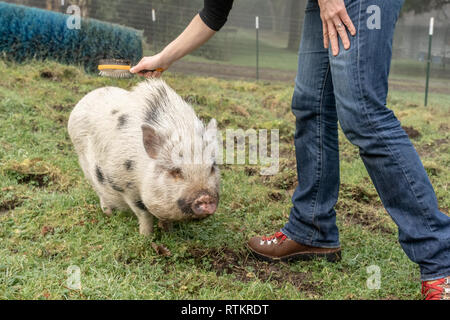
[111,109,119,115]
[135,199,149,212]
[124,160,135,171]
[107,176,124,192]
[95,166,105,184]
[111,183,124,193]
[117,114,129,129]
[177,198,194,215]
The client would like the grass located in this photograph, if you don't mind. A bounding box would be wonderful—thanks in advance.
[0,59,448,300]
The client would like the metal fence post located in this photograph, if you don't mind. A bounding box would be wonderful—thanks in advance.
[425,17,434,107]
[256,16,259,81]
[152,9,156,53]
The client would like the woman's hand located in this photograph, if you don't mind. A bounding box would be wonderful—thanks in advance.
[130,52,170,78]
[318,0,356,56]
[131,15,216,78]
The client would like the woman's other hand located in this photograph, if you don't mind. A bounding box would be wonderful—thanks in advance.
[318,0,356,56]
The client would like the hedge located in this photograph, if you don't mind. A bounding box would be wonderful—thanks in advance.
[0,2,143,72]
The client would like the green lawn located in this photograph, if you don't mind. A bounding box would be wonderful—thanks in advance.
[0,59,448,299]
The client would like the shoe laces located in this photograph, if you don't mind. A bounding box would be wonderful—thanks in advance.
[421,277,449,300]
[261,231,287,245]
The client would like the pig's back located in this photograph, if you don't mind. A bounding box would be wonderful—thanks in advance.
[68,79,203,168]
[68,86,145,167]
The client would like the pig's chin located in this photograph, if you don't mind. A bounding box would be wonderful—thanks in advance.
[148,200,217,222]
[190,212,214,220]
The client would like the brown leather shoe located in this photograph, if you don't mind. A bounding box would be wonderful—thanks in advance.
[247,231,341,262]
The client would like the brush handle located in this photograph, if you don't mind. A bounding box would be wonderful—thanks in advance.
[140,68,165,73]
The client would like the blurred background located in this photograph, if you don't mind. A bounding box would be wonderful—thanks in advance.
[4,0,450,85]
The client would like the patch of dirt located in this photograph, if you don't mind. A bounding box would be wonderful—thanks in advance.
[53,114,68,125]
[16,173,50,187]
[439,123,449,132]
[417,138,448,158]
[336,201,393,234]
[231,104,250,117]
[184,247,321,294]
[424,163,441,177]
[51,104,72,112]
[337,184,394,234]
[244,166,258,176]
[268,191,284,202]
[0,196,24,216]
[41,226,55,236]
[40,70,59,81]
[340,184,379,205]
[151,242,172,257]
[402,126,421,139]
[262,94,289,117]
[4,158,68,189]
[262,168,298,191]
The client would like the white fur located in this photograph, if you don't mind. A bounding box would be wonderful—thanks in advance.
[68,79,220,235]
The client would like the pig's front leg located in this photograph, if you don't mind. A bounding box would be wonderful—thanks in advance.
[158,220,174,232]
[125,198,154,236]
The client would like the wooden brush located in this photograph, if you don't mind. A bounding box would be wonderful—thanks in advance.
[98,59,164,78]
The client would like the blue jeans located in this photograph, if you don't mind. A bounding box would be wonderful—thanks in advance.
[281,0,450,281]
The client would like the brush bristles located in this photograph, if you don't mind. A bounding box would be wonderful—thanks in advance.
[99,59,131,66]
[99,70,133,79]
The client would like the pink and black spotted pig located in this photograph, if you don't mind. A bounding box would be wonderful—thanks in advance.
[68,79,220,235]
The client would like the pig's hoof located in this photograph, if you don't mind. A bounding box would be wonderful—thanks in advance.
[100,199,113,217]
[101,206,113,217]
[158,220,173,232]
[139,224,153,236]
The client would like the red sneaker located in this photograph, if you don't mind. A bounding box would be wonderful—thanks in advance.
[421,276,450,300]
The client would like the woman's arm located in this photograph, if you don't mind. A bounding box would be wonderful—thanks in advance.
[131,0,234,78]
[130,14,215,78]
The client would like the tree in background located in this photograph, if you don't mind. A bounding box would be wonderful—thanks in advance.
[267,0,287,34]
[402,0,449,67]
[287,0,306,51]
[402,0,449,14]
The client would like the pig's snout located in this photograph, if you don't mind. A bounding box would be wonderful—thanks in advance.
[177,191,219,219]
[192,194,217,216]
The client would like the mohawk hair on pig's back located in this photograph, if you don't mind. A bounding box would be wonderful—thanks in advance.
[131,79,217,168]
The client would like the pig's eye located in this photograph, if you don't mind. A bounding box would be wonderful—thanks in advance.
[169,168,183,180]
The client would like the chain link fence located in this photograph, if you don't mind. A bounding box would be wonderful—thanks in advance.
[3,0,450,87]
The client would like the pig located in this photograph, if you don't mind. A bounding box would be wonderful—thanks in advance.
[68,79,220,235]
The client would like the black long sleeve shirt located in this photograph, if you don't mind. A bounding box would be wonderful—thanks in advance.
[199,0,234,31]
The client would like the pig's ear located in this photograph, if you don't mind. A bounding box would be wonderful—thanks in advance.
[142,124,163,159]
[206,118,217,132]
